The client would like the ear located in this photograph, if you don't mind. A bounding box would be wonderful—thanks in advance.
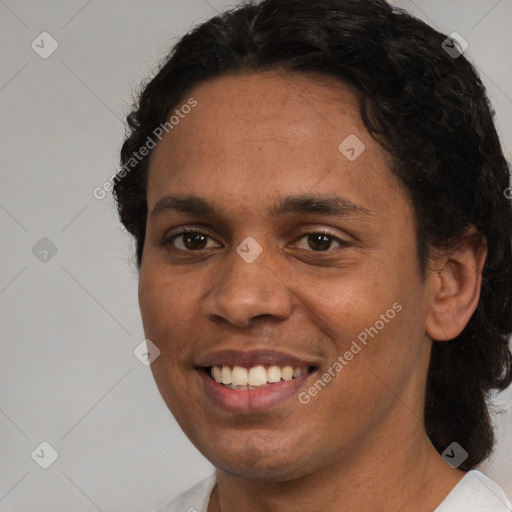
[425,229,487,341]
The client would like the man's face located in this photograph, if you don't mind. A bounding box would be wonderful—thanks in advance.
[139,71,432,480]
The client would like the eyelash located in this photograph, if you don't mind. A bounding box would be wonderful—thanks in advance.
[161,227,349,253]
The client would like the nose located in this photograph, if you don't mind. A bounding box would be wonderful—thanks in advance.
[201,249,294,328]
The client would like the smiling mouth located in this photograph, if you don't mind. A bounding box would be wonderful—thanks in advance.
[203,364,318,390]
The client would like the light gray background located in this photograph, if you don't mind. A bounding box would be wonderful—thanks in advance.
[1,1,511,511]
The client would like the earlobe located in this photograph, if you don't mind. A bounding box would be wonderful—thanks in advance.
[425,231,487,341]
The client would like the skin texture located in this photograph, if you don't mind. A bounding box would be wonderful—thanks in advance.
[139,71,486,512]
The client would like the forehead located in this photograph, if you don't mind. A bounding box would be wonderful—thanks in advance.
[152,70,365,155]
[146,70,400,213]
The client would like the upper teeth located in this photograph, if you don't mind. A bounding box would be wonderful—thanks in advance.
[211,365,307,389]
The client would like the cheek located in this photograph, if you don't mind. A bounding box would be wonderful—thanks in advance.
[294,262,404,345]
[324,280,428,410]
[138,272,168,339]
[296,251,425,386]
[138,269,199,419]
[138,267,196,366]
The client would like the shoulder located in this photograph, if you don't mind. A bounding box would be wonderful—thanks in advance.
[152,473,216,512]
[436,470,511,512]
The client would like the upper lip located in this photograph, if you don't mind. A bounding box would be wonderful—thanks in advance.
[194,348,321,369]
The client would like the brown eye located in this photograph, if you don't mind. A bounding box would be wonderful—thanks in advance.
[166,230,219,251]
[307,234,334,251]
[292,231,348,253]
[180,232,208,250]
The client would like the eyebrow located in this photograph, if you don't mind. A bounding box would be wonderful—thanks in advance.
[149,194,373,218]
[270,195,373,217]
[150,195,214,217]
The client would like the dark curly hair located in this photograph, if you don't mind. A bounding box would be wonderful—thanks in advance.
[113,0,512,470]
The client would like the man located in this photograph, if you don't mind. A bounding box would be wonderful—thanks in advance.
[113,0,512,510]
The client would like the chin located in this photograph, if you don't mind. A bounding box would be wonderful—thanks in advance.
[204,443,313,481]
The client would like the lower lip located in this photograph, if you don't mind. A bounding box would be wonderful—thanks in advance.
[198,370,313,413]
